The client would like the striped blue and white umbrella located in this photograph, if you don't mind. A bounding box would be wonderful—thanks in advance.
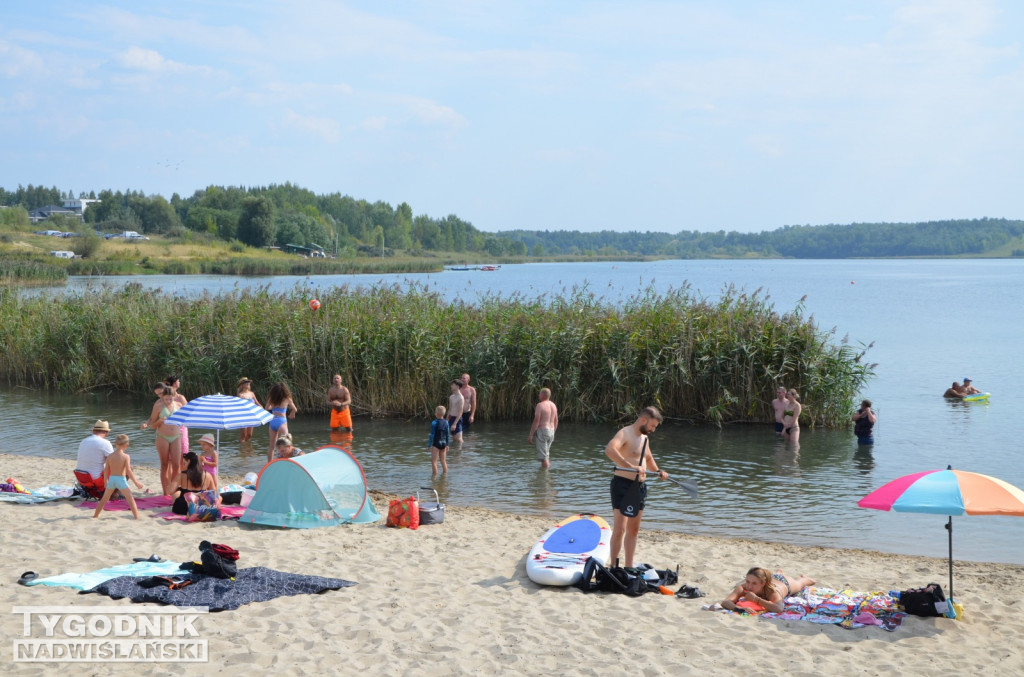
[165,394,273,450]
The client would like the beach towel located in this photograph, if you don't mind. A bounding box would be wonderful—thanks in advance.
[0,485,78,504]
[157,505,246,521]
[83,566,356,611]
[24,560,186,591]
[704,587,906,631]
[77,495,174,511]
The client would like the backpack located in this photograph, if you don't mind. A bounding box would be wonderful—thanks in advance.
[897,583,949,617]
[197,540,238,579]
[575,558,678,596]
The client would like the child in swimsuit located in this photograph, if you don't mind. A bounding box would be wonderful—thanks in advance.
[428,405,451,475]
[198,433,218,477]
[93,434,147,519]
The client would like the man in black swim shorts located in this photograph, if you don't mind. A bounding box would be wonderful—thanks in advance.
[604,406,668,567]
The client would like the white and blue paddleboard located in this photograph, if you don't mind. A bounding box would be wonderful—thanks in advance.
[526,513,611,586]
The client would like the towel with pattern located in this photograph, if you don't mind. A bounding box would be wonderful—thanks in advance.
[82,566,356,611]
[704,587,906,631]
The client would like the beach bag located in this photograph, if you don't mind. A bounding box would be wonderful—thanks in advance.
[417,487,445,526]
[386,496,420,529]
[897,583,950,617]
[186,489,221,522]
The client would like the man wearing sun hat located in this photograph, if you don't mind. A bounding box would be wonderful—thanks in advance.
[961,377,981,395]
[76,420,114,480]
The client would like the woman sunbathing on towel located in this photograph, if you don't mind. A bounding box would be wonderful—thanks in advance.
[720,567,815,613]
[171,452,218,515]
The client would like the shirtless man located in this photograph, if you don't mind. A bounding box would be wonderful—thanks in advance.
[961,378,981,395]
[604,406,668,567]
[528,388,559,469]
[448,380,465,446]
[771,386,788,436]
[459,373,477,433]
[328,374,353,432]
[943,381,965,398]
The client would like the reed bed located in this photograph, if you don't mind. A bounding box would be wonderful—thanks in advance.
[0,260,68,284]
[0,284,873,426]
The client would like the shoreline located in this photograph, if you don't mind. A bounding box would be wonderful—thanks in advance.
[3,453,1024,674]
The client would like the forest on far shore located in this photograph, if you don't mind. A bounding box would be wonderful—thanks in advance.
[3,182,1023,259]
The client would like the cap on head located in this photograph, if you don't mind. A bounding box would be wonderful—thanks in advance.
[963,377,972,383]
[92,419,110,432]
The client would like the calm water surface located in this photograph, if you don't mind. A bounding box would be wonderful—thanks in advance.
[5,260,1023,564]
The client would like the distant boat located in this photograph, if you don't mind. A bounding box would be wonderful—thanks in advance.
[480,265,501,271]
[448,265,475,271]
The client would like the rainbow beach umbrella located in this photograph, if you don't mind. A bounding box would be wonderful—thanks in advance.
[858,465,1024,600]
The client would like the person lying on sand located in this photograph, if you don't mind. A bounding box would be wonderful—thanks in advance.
[719,567,815,613]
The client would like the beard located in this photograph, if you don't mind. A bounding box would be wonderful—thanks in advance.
[640,423,654,435]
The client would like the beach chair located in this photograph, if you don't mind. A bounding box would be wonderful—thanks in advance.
[73,469,106,500]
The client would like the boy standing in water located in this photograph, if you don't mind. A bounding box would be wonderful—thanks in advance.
[428,405,451,475]
[93,434,147,519]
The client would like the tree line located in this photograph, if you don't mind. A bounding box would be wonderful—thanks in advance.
[3,183,1022,258]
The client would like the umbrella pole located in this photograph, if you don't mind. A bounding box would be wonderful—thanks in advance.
[945,516,954,600]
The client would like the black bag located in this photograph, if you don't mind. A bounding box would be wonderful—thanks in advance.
[620,440,647,519]
[575,559,677,596]
[898,583,947,617]
[197,541,237,579]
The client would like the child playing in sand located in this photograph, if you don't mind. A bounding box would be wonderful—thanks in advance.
[428,405,451,475]
[93,434,147,519]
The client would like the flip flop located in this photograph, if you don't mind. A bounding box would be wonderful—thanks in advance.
[132,554,164,563]
[18,571,38,585]
[675,584,706,599]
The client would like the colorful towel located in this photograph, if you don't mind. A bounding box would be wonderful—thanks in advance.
[77,495,174,511]
[0,485,78,504]
[25,560,185,591]
[157,505,246,521]
[704,587,906,631]
[83,566,356,611]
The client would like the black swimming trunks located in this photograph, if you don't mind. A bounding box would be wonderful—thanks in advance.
[610,475,647,513]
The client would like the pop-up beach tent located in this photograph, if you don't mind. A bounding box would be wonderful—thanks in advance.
[242,444,380,528]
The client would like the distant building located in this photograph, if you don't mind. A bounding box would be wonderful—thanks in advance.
[62,198,101,213]
[28,205,83,224]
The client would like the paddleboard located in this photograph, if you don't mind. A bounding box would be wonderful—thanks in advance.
[964,392,990,402]
[526,513,611,586]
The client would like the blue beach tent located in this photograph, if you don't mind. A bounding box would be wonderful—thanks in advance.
[242,445,380,528]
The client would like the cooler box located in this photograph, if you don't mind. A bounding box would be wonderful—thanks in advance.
[417,487,445,525]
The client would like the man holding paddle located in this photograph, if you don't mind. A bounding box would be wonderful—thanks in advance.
[605,406,668,568]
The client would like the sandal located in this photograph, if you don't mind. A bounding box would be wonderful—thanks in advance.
[18,571,38,585]
[132,554,164,563]
[675,584,706,599]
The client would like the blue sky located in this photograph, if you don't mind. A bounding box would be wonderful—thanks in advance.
[2,1,1022,233]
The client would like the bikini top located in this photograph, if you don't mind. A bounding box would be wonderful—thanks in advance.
[160,404,178,419]
[783,409,794,417]
[271,406,288,415]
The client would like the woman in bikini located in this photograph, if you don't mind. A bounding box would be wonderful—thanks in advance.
[171,451,218,515]
[236,377,261,442]
[782,389,803,444]
[265,381,297,462]
[164,374,190,455]
[720,567,816,614]
[142,386,184,496]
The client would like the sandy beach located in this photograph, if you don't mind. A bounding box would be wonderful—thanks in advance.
[2,452,1022,676]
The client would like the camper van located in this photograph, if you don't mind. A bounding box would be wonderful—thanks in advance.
[50,250,75,259]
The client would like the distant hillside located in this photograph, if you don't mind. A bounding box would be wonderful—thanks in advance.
[4,183,1022,259]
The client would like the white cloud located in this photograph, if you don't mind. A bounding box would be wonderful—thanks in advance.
[282,109,341,144]
[115,47,213,75]
[0,39,44,78]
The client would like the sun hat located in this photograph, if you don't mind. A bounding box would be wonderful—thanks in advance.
[236,376,252,387]
[92,419,110,432]
[198,433,216,447]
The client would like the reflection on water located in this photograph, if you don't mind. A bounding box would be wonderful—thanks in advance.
[2,387,1018,564]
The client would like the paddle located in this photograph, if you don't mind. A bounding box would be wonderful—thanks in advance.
[613,467,699,498]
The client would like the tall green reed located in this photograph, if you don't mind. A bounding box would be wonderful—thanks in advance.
[0,283,873,427]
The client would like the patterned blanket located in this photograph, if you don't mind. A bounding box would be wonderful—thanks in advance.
[705,587,906,631]
[83,566,356,611]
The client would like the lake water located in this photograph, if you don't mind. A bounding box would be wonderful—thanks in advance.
[5,259,1023,564]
